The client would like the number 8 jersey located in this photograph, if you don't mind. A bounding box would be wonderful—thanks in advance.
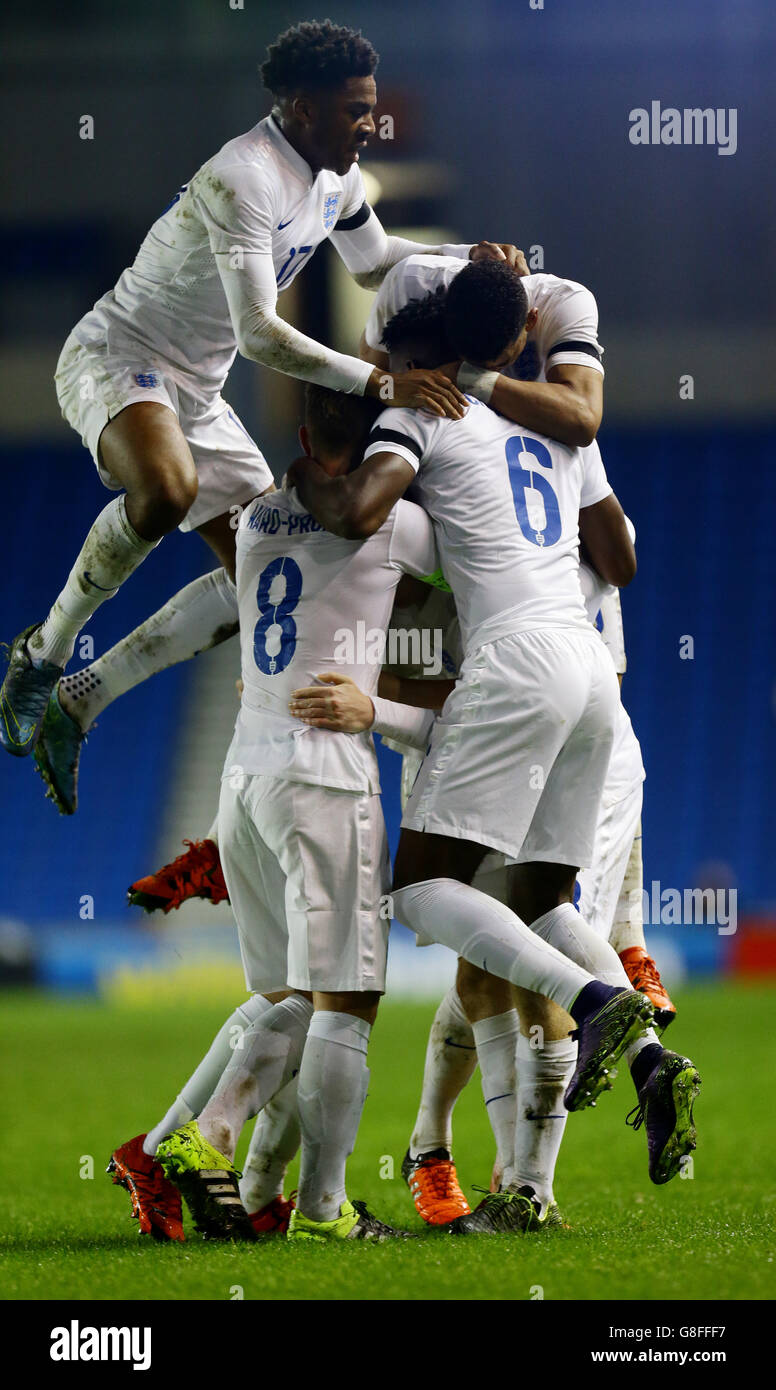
[362,398,612,659]
[228,486,438,793]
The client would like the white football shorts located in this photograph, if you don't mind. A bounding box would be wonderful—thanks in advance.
[55,332,273,532]
[402,626,619,867]
[218,772,391,995]
[576,802,644,943]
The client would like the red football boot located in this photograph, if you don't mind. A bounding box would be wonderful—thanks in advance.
[107,1133,185,1241]
[248,1193,296,1237]
[619,946,677,1031]
[127,839,229,914]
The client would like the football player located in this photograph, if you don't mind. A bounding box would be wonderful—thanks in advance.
[2,19,519,812]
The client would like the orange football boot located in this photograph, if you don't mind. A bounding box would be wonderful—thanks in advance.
[107,1133,185,1241]
[128,838,229,914]
[401,1147,471,1225]
[248,1193,296,1236]
[619,946,676,1031]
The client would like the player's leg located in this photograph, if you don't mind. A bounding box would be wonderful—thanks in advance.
[0,399,192,757]
[507,990,576,1221]
[510,856,699,1184]
[106,990,284,1242]
[392,829,651,1104]
[157,774,312,1239]
[289,988,408,1241]
[609,823,676,1029]
[35,564,239,814]
[402,981,477,1225]
[32,391,273,808]
[392,639,660,1125]
[457,960,519,1195]
[239,1084,301,1234]
[35,513,245,815]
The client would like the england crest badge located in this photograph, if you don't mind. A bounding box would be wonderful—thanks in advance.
[322,193,341,232]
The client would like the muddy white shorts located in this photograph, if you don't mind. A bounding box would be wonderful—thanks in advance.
[402,626,619,867]
[218,772,391,995]
[55,332,273,532]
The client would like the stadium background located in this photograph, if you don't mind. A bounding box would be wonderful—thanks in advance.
[0,0,774,1005]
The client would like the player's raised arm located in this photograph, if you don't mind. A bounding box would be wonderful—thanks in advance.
[287,448,415,539]
[480,361,603,448]
[330,197,523,291]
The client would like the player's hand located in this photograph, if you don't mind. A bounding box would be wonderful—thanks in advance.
[284,455,316,493]
[381,368,468,419]
[470,242,529,275]
[289,673,375,732]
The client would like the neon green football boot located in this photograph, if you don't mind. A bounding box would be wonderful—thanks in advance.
[287,1198,412,1242]
[156,1121,256,1240]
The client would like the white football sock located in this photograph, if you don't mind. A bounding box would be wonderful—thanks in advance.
[296,1011,371,1223]
[206,815,219,847]
[504,1034,577,1209]
[610,826,647,953]
[29,496,159,669]
[410,987,477,1156]
[472,1010,520,1178]
[196,994,313,1159]
[143,993,273,1156]
[239,1080,301,1215]
[392,880,594,1012]
[530,903,660,1061]
[59,568,238,731]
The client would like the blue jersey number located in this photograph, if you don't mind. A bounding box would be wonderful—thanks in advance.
[276,245,313,289]
[505,435,561,548]
[253,556,303,675]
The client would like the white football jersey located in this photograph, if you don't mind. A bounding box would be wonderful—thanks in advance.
[362,399,611,655]
[72,116,366,395]
[364,254,604,379]
[227,487,438,793]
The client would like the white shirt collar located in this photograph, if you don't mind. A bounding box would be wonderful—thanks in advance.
[266,113,317,186]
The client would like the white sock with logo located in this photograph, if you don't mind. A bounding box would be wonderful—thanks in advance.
[392,880,594,1011]
[29,496,159,669]
[472,1010,520,1179]
[504,1034,577,1209]
[239,1080,301,1215]
[196,994,313,1160]
[296,1011,372,1223]
[143,993,274,1156]
[59,568,238,731]
[410,987,477,1157]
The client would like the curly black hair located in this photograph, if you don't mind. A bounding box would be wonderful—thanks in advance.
[304,383,381,457]
[444,261,528,365]
[261,20,378,98]
[381,285,453,365]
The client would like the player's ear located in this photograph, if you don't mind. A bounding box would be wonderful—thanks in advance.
[291,94,315,129]
[526,308,539,331]
[299,424,313,457]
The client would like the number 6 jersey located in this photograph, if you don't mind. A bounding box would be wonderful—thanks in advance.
[226,487,438,794]
[362,398,612,658]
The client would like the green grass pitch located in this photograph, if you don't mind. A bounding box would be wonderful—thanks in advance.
[1,981,773,1301]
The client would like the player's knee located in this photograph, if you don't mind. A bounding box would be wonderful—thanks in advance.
[133,473,198,536]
